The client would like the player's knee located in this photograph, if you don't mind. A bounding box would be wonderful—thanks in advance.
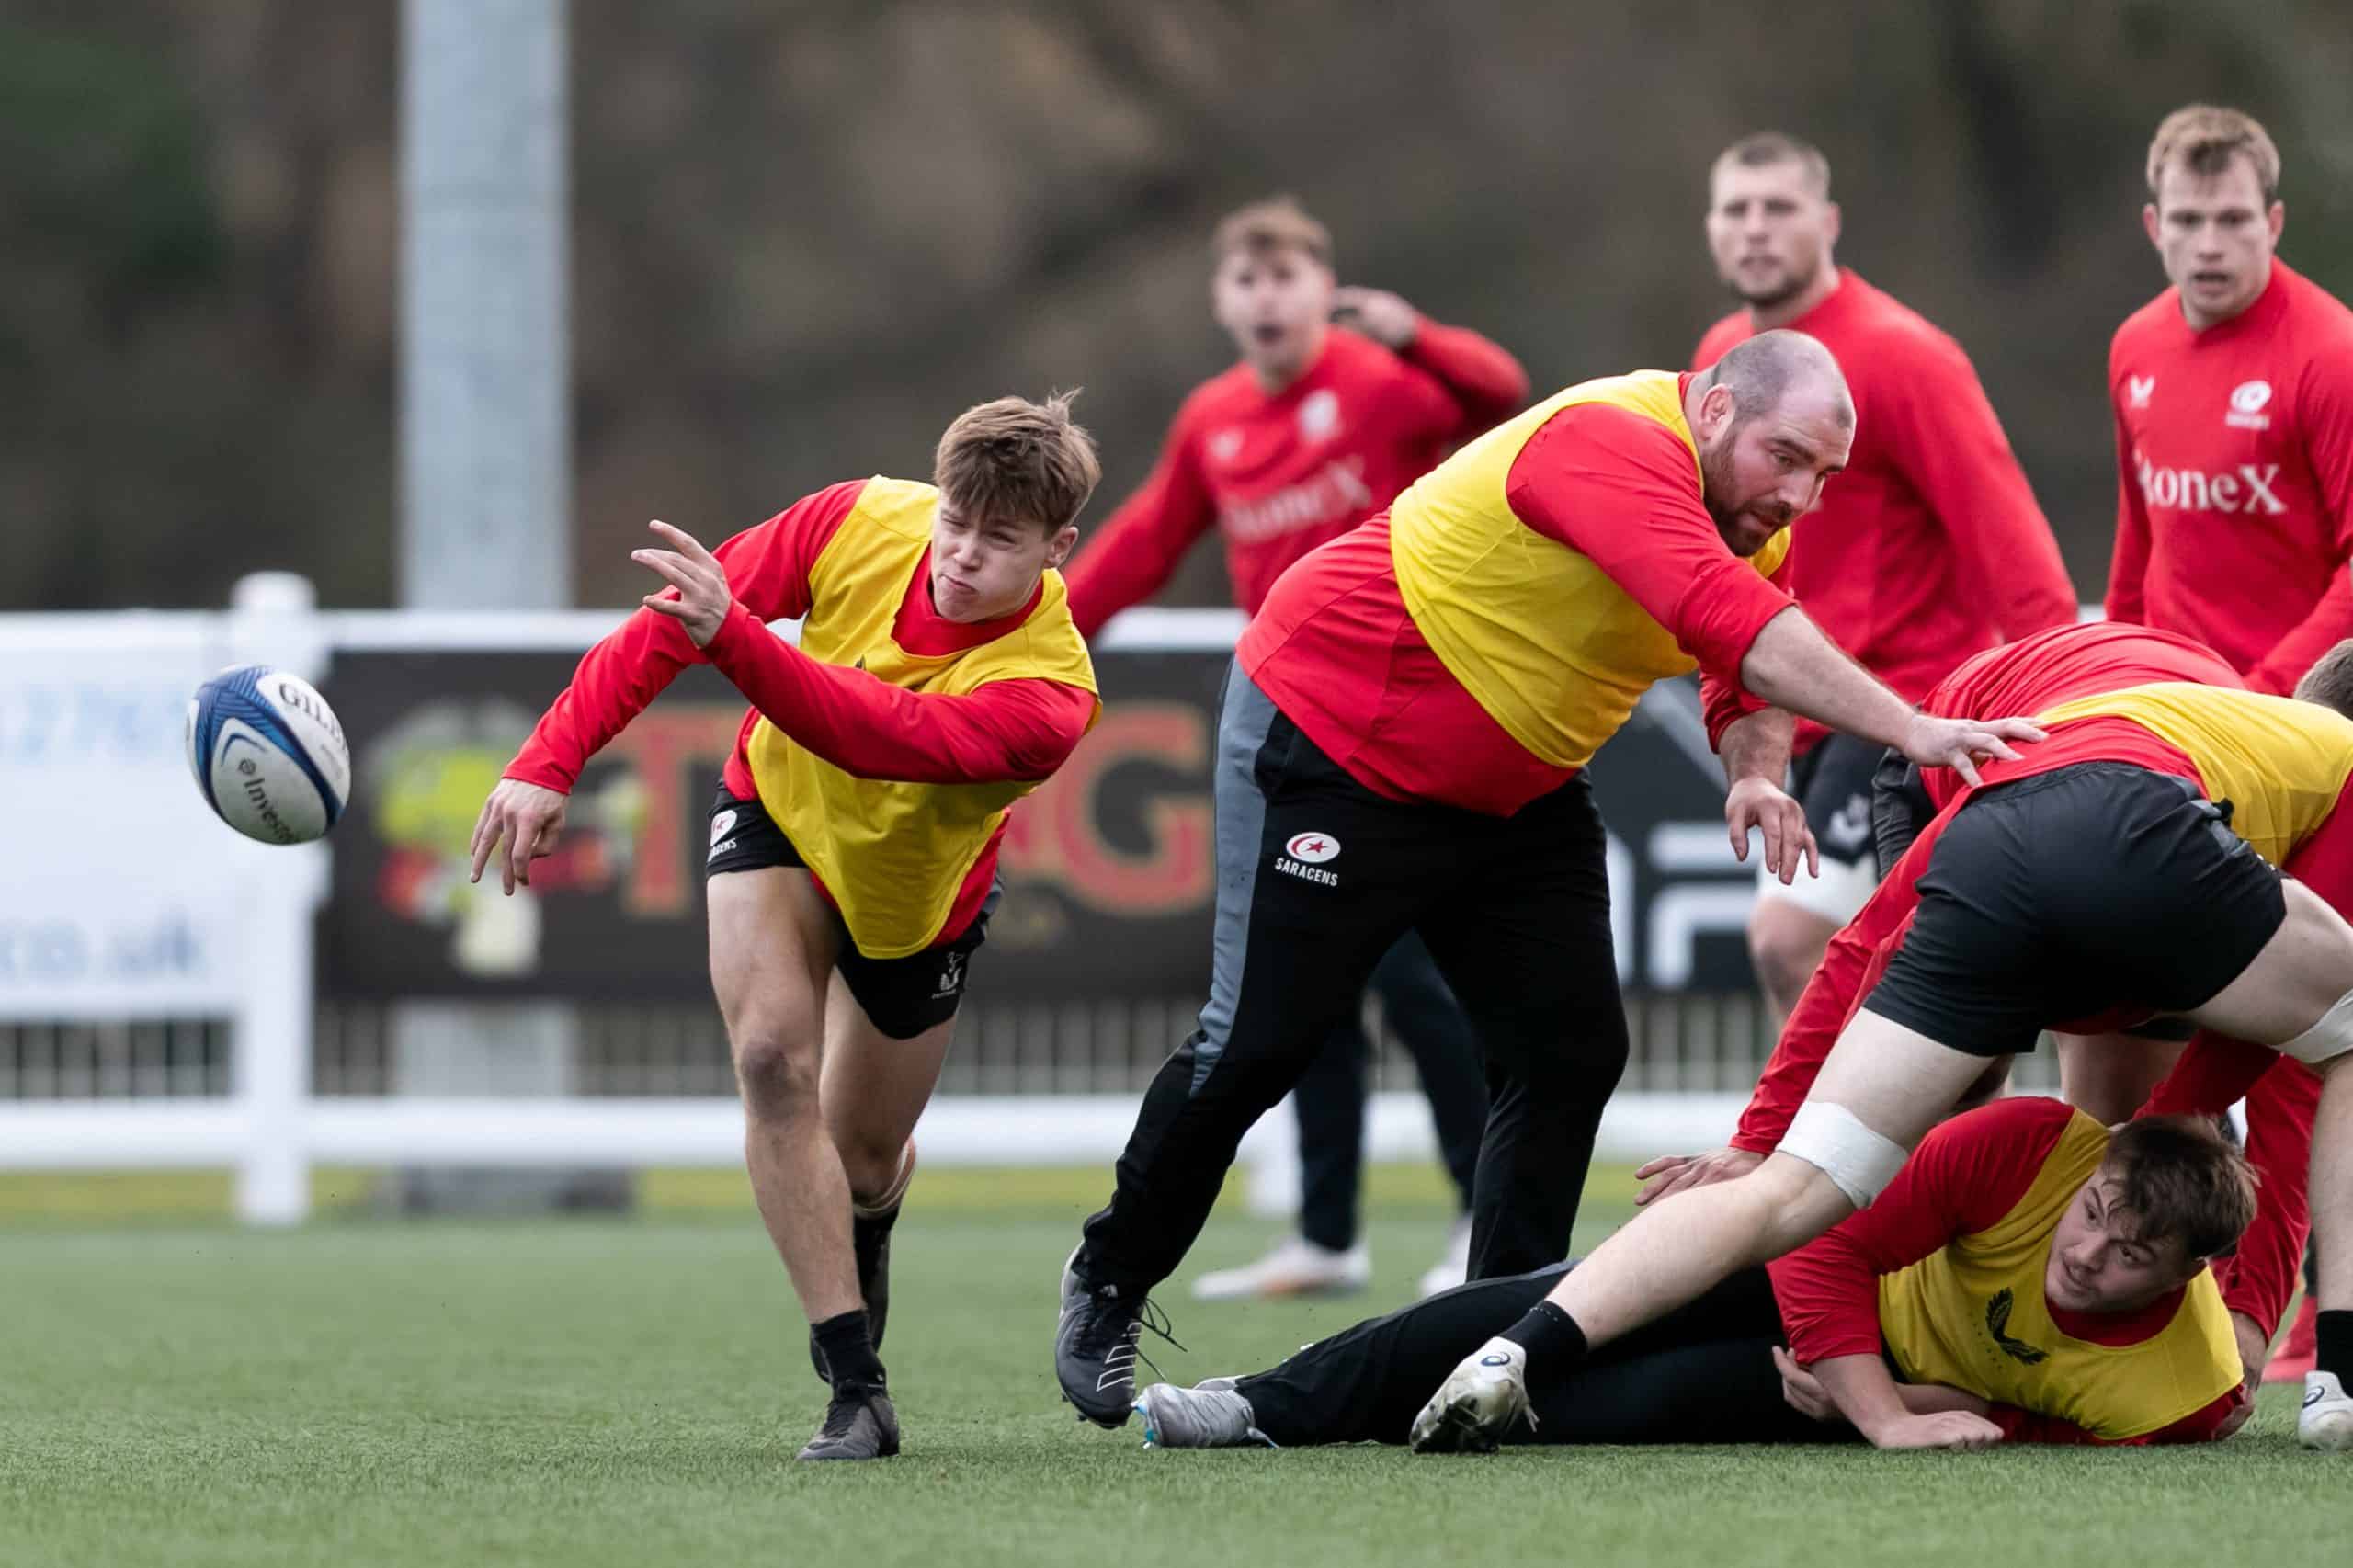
[831,1128,905,1201]
[731,1029,819,1119]
[1747,1153,1859,1256]
[1771,1102,1904,1212]
[1747,906,1829,1006]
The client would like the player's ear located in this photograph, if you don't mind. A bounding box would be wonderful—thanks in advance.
[1696,381,1735,440]
[2268,200,2286,245]
[2141,203,2162,249]
[1822,200,1842,250]
[1045,524,1079,572]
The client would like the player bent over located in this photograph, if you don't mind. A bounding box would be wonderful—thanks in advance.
[1415,621,2353,1454]
[1056,330,2049,1427]
[1063,196,1528,1301]
[470,396,1102,1460]
[1644,622,2324,1388]
[1138,1105,2256,1451]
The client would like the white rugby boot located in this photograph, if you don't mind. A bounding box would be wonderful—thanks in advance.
[2301,1371,2353,1451]
[1408,1336,1535,1454]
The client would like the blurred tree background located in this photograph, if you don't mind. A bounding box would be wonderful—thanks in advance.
[5,0,2351,612]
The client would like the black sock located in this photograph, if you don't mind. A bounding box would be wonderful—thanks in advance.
[2317,1309,2353,1382]
[1499,1300,1587,1375]
[852,1204,901,1262]
[812,1309,886,1392]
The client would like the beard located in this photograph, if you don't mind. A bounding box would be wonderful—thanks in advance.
[1699,431,1743,533]
[1733,253,1823,312]
[1698,426,1794,554]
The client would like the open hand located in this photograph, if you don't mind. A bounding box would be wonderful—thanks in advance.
[1900,712,2045,789]
[631,520,733,648]
[1633,1146,1763,1207]
[1870,1411,2004,1450]
[467,778,569,896]
[1726,776,1817,884]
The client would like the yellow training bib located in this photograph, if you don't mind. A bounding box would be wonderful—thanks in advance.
[743,477,1097,957]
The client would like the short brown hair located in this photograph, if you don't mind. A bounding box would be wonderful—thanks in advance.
[2293,638,2353,719]
[1714,131,1832,198]
[2100,1116,2258,1262]
[1211,196,1333,268]
[2146,104,2281,203]
[933,392,1101,533]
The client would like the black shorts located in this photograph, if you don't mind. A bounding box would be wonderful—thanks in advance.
[1869,746,1933,881]
[1861,762,2286,1058]
[705,785,992,1040]
[1790,733,1882,871]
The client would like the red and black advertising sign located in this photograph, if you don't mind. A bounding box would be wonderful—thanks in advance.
[318,649,1760,1000]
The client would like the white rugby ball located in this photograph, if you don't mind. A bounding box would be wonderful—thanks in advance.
[184,665,352,845]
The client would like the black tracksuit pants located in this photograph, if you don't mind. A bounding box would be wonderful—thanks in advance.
[1292,928,1488,1251]
[1076,663,1631,1295]
[1238,1261,1844,1447]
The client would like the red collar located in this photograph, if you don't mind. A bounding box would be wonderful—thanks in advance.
[2046,1279,2191,1347]
[892,548,1043,655]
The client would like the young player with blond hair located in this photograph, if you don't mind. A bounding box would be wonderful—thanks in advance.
[472,393,1105,1461]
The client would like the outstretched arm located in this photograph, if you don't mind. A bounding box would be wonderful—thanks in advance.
[636,521,1095,784]
[1739,608,2044,788]
[472,482,860,892]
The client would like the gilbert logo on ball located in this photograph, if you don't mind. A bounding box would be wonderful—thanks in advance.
[185,665,353,845]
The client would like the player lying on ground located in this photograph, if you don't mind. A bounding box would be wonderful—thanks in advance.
[1063,196,1527,1302]
[1137,1103,2256,1451]
[1644,621,2324,1387]
[469,394,1103,1462]
[1055,330,2049,1427]
[1414,620,2353,1454]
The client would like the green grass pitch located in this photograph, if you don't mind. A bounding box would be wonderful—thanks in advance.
[0,1165,2339,1568]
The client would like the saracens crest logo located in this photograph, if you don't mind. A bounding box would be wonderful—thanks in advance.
[1286,832,1340,864]
[2226,379,2274,431]
[1276,830,1342,886]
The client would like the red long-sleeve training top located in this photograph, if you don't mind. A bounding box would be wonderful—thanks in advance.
[1695,269,2077,754]
[1769,1096,2246,1444]
[2105,258,2353,694]
[505,480,1097,942]
[1061,321,1527,637]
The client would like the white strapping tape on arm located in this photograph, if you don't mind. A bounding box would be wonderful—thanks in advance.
[1776,1101,1909,1209]
[2279,988,2353,1067]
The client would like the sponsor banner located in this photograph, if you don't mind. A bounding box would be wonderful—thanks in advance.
[0,637,262,1014]
[318,647,1761,999]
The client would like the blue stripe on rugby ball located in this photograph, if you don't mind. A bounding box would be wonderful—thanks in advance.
[190,665,345,830]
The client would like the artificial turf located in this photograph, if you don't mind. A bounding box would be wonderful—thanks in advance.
[0,1165,2338,1568]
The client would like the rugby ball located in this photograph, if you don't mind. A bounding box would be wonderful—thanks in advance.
[185,665,351,845]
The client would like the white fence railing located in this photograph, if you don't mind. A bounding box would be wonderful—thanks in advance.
[17,582,2000,1221]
